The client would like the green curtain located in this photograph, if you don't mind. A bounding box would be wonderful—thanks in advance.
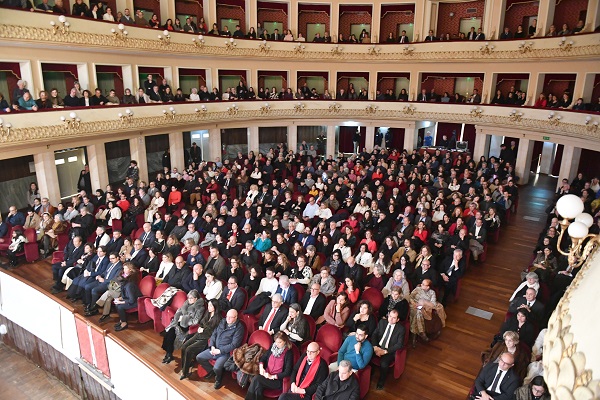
[42,71,67,96]
[97,73,114,95]
[0,72,9,103]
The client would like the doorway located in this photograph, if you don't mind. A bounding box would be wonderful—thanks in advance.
[189,130,211,162]
[55,147,87,199]
[459,17,482,36]
[306,23,325,40]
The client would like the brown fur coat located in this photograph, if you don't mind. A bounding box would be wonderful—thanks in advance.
[233,343,265,375]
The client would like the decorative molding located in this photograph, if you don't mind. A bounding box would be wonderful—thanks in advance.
[1,24,599,62]
[1,105,599,147]
[543,249,600,400]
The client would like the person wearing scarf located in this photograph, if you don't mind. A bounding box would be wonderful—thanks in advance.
[245,331,294,400]
[279,342,329,400]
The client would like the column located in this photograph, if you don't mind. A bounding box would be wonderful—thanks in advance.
[331,3,339,41]
[290,70,297,94]
[34,151,61,205]
[409,72,420,101]
[326,125,336,158]
[539,142,556,175]
[572,72,595,103]
[247,0,257,33]
[289,0,298,35]
[168,132,185,171]
[367,72,376,101]
[473,128,491,161]
[287,124,298,153]
[587,0,600,33]
[514,138,534,185]
[481,72,496,104]
[86,143,109,192]
[364,126,375,152]
[248,126,259,154]
[485,0,504,40]
[557,146,582,189]
[526,72,544,107]
[413,0,427,42]
[204,0,217,31]
[129,136,148,184]
[160,0,176,27]
[402,123,418,151]
[371,6,381,43]
[209,128,222,162]
[536,0,556,38]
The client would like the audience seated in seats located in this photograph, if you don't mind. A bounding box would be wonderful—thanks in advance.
[161,289,205,364]
[371,309,405,389]
[408,279,446,347]
[315,359,360,400]
[333,324,373,372]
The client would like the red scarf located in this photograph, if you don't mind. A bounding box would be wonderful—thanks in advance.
[295,355,321,397]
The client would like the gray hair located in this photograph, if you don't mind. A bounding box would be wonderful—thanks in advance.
[272,293,283,302]
[526,272,539,282]
[339,360,352,370]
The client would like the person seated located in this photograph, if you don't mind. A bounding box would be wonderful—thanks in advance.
[345,300,377,337]
[163,256,192,290]
[498,309,535,348]
[50,236,86,293]
[105,89,120,105]
[245,331,294,400]
[1,229,27,269]
[471,352,520,400]
[380,286,409,321]
[82,252,123,314]
[371,309,405,389]
[481,331,529,382]
[160,289,205,363]
[203,269,223,300]
[333,324,373,372]
[258,293,289,335]
[15,91,38,111]
[311,266,337,297]
[280,303,310,345]
[338,276,360,304]
[408,279,446,347]
[514,376,550,400]
[196,309,245,389]
[90,88,108,106]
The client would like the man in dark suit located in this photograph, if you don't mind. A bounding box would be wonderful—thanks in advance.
[219,276,246,311]
[258,293,289,335]
[424,30,437,41]
[508,287,545,325]
[328,221,342,245]
[83,253,123,314]
[239,240,260,267]
[271,28,283,41]
[125,239,148,268]
[186,208,202,231]
[279,341,329,400]
[138,223,156,248]
[105,230,124,254]
[371,309,405,389]
[275,276,298,305]
[467,27,477,40]
[412,259,438,288]
[51,235,85,292]
[398,30,410,43]
[475,28,486,40]
[395,216,415,241]
[298,227,317,248]
[468,218,487,262]
[299,282,327,320]
[500,27,512,40]
[473,353,520,400]
[439,249,465,305]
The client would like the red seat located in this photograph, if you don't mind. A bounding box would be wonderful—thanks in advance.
[133,228,144,241]
[161,290,188,329]
[125,275,156,317]
[248,329,273,350]
[135,214,146,229]
[355,364,372,399]
[23,228,39,263]
[371,347,408,380]
[139,282,170,330]
[361,288,384,317]
[56,232,70,251]
[51,250,65,264]
[111,219,123,232]
[304,314,317,341]
[292,283,305,301]
[315,324,343,354]
[197,323,248,378]
[0,225,16,254]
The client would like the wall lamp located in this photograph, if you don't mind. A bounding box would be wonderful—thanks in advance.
[259,40,271,53]
[60,112,80,129]
[518,41,533,53]
[509,109,523,122]
[118,109,133,122]
[365,104,378,114]
[479,42,495,55]
[111,23,128,41]
[585,115,598,132]
[328,102,341,112]
[0,118,12,136]
[548,111,562,126]
[331,44,343,55]
[195,105,207,115]
[50,15,70,35]
[367,46,380,56]
[470,107,484,118]
[226,103,239,115]
[294,102,306,112]
[293,44,305,54]
[162,107,176,119]
[225,37,237,50]
[259,102,271,114]
[403,105,416,115]
[158,30,171,45]
[192,35,205,48]
[559,37,573,51]
[403,45,414,55]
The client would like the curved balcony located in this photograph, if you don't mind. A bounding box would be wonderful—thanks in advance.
[1,9,599,63]
[0,100,598,151]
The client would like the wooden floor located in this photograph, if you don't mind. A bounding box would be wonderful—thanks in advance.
[2,174,556,400]
[0,343,79,400]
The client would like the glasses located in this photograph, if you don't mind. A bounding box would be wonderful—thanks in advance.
[306,350,319,354]
[228,282,236,285]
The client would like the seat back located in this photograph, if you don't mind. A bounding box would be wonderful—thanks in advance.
[24,228,37,243]
[139,275,156,297]
[153,282,171,299]
[361,288,384,314]
[248,330,273,350]
[169,290,188,311]
[111,219,123,232]
[304,314,317,341]
[292,283,305,301]
[315,324,343,353]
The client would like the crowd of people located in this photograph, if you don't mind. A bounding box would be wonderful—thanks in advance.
[3,135,596,398]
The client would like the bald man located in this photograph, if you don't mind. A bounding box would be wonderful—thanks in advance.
[279,342,329,400]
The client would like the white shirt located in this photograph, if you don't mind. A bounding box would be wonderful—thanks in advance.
[379,323,395,349]
[256,277,279,297]
[304,295,318,315]
[487,368,507,393]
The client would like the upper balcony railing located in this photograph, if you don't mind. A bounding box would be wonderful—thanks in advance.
[1,8,599,63]
[0,99,598,151]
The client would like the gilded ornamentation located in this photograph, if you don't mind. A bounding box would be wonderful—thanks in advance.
[543,250,600,399]
[479,42,495,55]
[259,103,271,114]
[328,103,341,112]
[293,102,306,112]
[365,104,378,114]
